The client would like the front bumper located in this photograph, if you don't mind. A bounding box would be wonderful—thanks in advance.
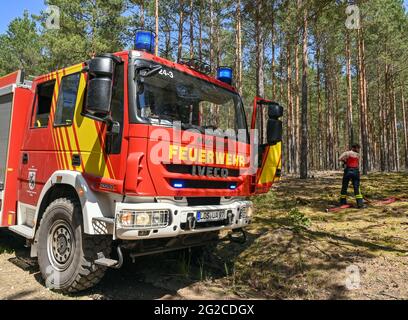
[114,200,252,240]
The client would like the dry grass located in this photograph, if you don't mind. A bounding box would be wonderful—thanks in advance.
[211,171,408,299]
[1,171,407,300]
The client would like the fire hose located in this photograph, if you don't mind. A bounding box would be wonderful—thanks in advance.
[326,197,408,213]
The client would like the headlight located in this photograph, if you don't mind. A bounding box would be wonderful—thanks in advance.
[239,205,253,219]
[118,210,170,229]
[119,211,135,226]
[135,213,151,226]
[246,205,253,218]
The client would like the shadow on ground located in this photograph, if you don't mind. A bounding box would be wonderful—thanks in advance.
[0,228,259,300]
[1,172,408,300]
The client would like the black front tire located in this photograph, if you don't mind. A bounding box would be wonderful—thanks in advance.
[37,197,111,293]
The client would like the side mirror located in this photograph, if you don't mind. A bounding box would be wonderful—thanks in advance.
[266,103,283,145]
[84,56,115,118]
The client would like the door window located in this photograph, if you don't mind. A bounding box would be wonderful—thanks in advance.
[54,73,81,126]
[32,80,56,128]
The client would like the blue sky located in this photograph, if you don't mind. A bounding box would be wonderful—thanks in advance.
[1,0,408,33]
[0,1,45,33]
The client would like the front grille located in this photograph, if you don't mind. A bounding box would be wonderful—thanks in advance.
[187,197,221,206]
[169,179,236,189]
[165,164,240,177]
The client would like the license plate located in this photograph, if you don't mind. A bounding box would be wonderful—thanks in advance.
[196,210,227,222]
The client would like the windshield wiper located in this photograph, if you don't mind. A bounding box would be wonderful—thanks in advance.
[139,65,162,78]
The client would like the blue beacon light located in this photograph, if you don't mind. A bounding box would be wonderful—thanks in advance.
[217,67,233,85]
[173,182,184,189]
[135,31,156,54]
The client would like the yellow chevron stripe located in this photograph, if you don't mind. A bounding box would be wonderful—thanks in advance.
[48,64,113,179]
[54,72,71,171]
[71,66,111,178]
[258,142,282,185]
[50,72,65,170]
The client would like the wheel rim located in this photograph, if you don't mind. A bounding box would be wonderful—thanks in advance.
[47,220,75,271]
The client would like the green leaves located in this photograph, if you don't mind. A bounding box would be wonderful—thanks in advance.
[288,208,311,232]
[0,12,43,75]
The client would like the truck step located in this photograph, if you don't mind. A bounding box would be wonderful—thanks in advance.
[94,257,119,267]
[9,225,35,239]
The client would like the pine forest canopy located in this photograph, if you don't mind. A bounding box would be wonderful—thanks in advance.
[0,0,407,177]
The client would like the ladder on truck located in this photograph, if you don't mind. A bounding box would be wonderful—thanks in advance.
[0,70,32,228]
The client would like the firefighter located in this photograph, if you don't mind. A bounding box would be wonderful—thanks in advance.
[339,143,365,209]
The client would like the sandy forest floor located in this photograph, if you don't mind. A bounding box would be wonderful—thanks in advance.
[1,171,408,300]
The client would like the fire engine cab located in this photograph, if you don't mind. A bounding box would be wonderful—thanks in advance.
[0,31,283,292]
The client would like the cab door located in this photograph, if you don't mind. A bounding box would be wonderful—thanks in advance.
[251,97,283,194]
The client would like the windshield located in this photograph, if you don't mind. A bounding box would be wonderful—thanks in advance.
[135,63,248,138]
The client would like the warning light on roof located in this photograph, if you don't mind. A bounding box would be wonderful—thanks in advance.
[217,67,233,85]
[135,30,155,54]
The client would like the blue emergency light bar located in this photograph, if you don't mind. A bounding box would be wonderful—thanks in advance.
[217,67,233,85]
[135,30,155,54]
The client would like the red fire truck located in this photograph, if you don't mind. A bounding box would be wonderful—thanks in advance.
[0,31,282,292]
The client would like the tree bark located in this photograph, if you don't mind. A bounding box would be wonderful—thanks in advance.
[346,32,354,147]
[271,6,276,100]
[209,0,214,71]
[255,0,265,98]
[287,39,294,173]
[189,0,194,59]
[177,0,184,61]
[155,0,159,55]
[140,0,145,28]
[198,1,203,62]
[402,89,408,169]
[300,3,308,179]
[294,38,300,173]
[357,27,369,175]
[391,78,400,171]
[315,29,322,170]
[235,0,243,94]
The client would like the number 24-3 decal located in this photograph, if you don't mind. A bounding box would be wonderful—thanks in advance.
[159,69,174,79]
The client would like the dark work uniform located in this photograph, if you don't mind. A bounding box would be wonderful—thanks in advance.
[339,150,364,207]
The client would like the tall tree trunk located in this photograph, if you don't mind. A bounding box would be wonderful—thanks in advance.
[216,19,221,69]
[377,63,386,171]
[177,1,184,61]
[271,1,276,100]
[287,39,294,173]
[235,0,243,94]
[155,0,159,55]
[346,32,354,147]
[189,0,194,59]
[315,30,322,170]
[198,1,203,61]
[209,0,214,71]
[391,79,400,171]
[294,30,300,173]
[300,3,308,179]
[402,89,408,169]
[140,0,145,28]
[357,28,369,175]
[255,0,265,98]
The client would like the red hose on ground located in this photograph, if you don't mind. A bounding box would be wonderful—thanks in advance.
[326,197,408,213]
